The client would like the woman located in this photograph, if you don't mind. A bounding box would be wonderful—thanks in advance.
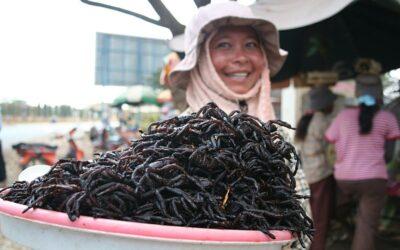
[325,73,400,250]
[169,2,311,248]
[295,85,337,250]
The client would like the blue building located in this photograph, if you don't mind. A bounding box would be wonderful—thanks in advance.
[95,32,171,86]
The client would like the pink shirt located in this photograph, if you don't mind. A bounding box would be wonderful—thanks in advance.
[325,108,400,181]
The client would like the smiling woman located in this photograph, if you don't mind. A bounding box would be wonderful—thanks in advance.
[169,1,287,122]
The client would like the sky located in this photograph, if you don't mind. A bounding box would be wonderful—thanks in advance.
[0,0,254,109]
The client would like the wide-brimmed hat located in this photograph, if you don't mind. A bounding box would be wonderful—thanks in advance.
[309,85,337,111]
[355,73,383,99]
[169,1,287,90]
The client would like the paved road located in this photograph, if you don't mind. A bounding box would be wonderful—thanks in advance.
[1,121,99,150]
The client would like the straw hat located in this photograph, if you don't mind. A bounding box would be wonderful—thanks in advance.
[169,1,287,89]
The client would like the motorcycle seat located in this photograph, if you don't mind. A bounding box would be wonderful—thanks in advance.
[12,143,58,151]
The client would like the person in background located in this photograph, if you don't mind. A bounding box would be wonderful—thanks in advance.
[325,73,400,250]
[169,2,311,248]
[384,82,400,181]
[0,107,7,187]
[381,80,400,230]
[295,85,337,250]
[89,126,100,142]
[159,51,186,112]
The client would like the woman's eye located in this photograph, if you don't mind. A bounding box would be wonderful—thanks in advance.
[215,42,231,48]
[246,41,259,48]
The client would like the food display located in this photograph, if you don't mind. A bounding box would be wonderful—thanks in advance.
[1,103,313,246]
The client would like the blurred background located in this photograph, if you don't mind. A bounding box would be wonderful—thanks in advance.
[1,1,400,249]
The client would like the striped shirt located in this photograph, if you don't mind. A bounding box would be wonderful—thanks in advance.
[325,107,400,181]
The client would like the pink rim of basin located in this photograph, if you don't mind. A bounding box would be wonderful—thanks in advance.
[0,198,293,242]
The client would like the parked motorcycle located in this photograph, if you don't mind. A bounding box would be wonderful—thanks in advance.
[12,143,57,168]
[12,128,84,169]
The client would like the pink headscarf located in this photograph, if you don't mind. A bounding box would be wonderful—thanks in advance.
[185,32,275,122]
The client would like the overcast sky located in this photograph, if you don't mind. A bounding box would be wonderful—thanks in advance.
[0,0,255,108]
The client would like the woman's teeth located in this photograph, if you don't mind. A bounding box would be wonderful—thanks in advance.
[227,73,249,79]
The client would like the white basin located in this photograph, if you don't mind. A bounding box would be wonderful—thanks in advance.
[0,198,294,250]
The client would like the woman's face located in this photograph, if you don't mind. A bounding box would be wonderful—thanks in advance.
[209,26,265,94]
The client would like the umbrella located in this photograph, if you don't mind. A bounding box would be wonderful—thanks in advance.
[112,86,160,107]
[269,0,400,82]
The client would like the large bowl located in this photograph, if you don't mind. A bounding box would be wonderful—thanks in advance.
[0,198,294,250]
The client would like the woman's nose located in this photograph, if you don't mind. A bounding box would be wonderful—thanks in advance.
[232,47,249,64]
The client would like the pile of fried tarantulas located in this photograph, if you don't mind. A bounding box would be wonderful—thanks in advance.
[1,103,313,246]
